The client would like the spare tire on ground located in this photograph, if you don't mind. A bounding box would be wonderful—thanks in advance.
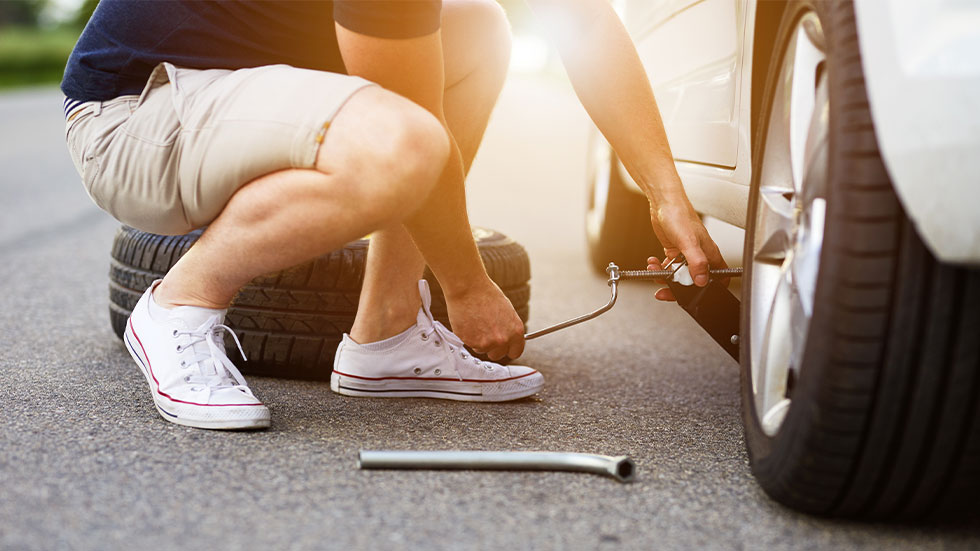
[109,226,531,380]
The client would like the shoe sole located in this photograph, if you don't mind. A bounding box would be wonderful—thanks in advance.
[124,323,270,430]
[329,370,544,402]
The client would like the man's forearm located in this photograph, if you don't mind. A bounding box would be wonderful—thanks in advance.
[528,0,686,207]
[527,0,725,284]
[403,135,490,298]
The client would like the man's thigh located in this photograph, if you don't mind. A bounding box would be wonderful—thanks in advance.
[72,63,374,235]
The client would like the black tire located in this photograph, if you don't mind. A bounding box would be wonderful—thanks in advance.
[741,0,980,521]
[585,136,662,273]
[109,226,531,380]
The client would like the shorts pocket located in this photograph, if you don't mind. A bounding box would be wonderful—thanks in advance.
[121,64,180,146]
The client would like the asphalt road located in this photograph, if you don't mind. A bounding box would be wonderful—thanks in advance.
[2,80,978,551]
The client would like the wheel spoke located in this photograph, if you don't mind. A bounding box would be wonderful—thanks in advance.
[761,399,791,436]
[801,72,830,206]
[788,274,810,376]
[790,198,826,318]
[758,71,793,197]
[755,263,793,424]
[754,190,794,262]
[789,17,826,195]
[750,259,781,377]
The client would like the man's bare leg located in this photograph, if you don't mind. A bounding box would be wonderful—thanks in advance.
[153,87,449,309]
[348,0,512,344]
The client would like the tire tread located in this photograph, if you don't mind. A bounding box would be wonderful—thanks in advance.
[108,227,532,380]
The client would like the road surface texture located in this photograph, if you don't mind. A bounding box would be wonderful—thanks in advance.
[2,80,978,550]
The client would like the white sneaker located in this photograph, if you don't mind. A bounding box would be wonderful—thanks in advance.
[331,280,544,402]
[123,280,271,429]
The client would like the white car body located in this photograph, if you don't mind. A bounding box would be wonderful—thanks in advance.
[612,0,980,264]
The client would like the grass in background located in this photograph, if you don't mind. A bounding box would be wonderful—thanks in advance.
[0,26,79,88]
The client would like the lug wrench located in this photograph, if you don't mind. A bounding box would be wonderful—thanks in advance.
[525,261,743,352]
[359,450,636,483]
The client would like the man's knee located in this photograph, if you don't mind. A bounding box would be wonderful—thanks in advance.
[444,0,512,83]
[473,0,512,68]
[390,96,450,190]
[316,87,449,217]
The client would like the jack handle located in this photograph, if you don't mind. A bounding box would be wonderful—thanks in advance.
[524,262,743,340]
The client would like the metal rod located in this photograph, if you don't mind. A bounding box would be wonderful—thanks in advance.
[524,280,619,340]
[359,450,636,483]
[523,263,621,340]
[619,267,743,280]
[523,263,743,340]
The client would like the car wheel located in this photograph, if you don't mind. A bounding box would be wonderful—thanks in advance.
[584,133,662,273]
[741,0,980,520]
[109,226,531,380]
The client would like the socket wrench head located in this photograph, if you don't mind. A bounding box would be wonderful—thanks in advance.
[610,456,636,483]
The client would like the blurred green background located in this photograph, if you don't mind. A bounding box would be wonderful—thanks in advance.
[0,0,96,87]
[0,0,536,90]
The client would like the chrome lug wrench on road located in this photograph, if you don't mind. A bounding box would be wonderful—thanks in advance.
[359,450,636,483]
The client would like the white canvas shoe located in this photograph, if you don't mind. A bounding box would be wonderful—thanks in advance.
[123,280,271,429]
[331,280,544,402]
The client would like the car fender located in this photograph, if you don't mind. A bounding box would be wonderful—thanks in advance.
[854,0,980,265]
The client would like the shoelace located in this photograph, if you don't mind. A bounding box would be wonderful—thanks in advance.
[417,291,495,381]
[415,279,507,380]
[421,320,494,381]
[175,316,251,393]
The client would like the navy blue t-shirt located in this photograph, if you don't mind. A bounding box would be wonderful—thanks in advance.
[61,0,442,102]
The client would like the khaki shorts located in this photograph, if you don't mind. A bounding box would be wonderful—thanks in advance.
[65,63,375,235]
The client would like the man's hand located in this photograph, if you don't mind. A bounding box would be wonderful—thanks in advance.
[646,195,728,302]
[648,194,726,290]
[444,277,525,361]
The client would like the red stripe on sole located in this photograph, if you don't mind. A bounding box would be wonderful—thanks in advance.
[332,369,539,384]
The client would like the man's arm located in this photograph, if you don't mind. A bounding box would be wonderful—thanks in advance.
[527,0,725,287]
[336,24,525,360]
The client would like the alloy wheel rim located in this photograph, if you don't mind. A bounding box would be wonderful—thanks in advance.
[750,12,829,437]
